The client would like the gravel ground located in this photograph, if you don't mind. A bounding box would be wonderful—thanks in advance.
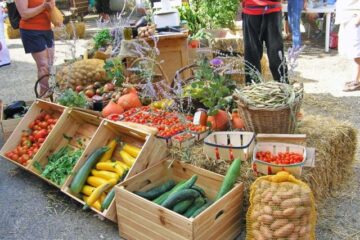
[0,19,359,240]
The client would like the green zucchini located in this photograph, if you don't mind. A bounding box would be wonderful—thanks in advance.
[153,180,185,205]
[134,180,176,200]
[191,200,213,218]
[101,169,128,211]
[184,197,206,218]
[215,158,241,200]
[161,189,200,209]
[172,199,194,214]
[70,147,108,194]
[191,185,206,198]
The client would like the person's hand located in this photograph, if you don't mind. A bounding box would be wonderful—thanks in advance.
[43,0,54,10]
[303,0,307,10]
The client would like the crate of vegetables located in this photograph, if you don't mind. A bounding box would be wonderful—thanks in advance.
[0,100,33,141]
[203,131,255,161]
[172,132,195,149]
[29,110,102,187]
[252,142,307,177]
[115,159,244,240]
[0,100,66,168]
[187,123,210,142]
[62,119,168,222]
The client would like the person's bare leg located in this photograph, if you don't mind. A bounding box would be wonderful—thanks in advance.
[355,58,360,83]
[32,49,50,96]
[343,58,360,91]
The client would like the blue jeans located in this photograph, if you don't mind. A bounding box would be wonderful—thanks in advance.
[288,0,303,48]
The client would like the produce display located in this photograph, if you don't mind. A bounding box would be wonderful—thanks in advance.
[247,171,316,240]
[70,139,141,211]
[33,146,83,186]
[120,107,208,139]
[233,81,303,109]
[137,25,156,38]
[4,112,58,166]
[56,59,109,90]
[134,158,241,218]
[256,151,304,165]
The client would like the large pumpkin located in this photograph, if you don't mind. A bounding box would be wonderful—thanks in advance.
[207,110,229,131]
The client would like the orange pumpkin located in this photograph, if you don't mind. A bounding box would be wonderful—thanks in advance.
[207,110,229,131]
[102,100,124,118]
[117,88,142,111]
[231,109,245,129]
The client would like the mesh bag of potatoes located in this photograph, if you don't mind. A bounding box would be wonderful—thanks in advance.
[246,171,316,240]
[56,59,109,90]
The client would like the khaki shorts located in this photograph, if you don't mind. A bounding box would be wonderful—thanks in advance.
[339,15,360,59]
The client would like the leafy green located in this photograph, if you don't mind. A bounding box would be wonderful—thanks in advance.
[57,89,87,108]
[104,58,125,87]
[38,146,83,186]
[187,58,235,115]
[93,29,112,50]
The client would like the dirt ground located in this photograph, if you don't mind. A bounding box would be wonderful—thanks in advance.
[0,18,359,240]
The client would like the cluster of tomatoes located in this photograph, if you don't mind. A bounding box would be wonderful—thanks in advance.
[187,123,207,133]
[256,151,304,165]
[173,133,193,142]
[157,124,187,138]
[5,112,58,166]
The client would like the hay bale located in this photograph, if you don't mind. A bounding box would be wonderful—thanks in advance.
[4,19,20,39]
[296,115,358,201]
[53,22,86,40]
[170,114,357,208]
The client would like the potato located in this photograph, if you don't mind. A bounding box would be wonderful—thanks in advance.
[300,215,309,226]
[252,230,265,240]
[258,214,274,224]
[277,190,295,200]
[294,226,301,233]
[261,192,273,203]
[300,194,311,205]
[299,225,310,237]
[272,195,282,205]
[291,207,307,219]
[251,210,261,221]
[263,206,273,215]
[282,207,296,217]
[288,232,299,240]
[260,225,273,239]
[273,210,283,218]
[270,219,289,230]
[273,223,295,238]
[253,195,261,204]
[280,198,301,209]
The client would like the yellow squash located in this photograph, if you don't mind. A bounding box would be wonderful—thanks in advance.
[81,185,96,196]
[99,139,117,162]
[96,162,125,176]
[114,160,129,170]
[83,196,101,211]
[85,179,116,207]
[120,150,136,167]
[91,169,120,181]
[86,176,108,188]
[123,144,141,158]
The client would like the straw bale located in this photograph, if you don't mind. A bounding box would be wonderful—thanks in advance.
[53,22,86,40]
[4,19,20,39]
[170,115,357,208]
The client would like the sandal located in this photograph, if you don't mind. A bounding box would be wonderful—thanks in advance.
[343,82,360,92]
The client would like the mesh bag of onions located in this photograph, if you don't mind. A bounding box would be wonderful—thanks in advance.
[246,171,316,240]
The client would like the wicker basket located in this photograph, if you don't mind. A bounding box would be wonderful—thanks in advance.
[235,87,303,134]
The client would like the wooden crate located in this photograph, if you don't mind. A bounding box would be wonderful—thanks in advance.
[203,131,255,161]
[115,160,244,240]
[28,109,102,187]
[0,100,66,169]
[62,119,168,222]
[0,100,33,141]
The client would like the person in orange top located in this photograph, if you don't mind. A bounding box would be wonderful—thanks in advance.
[15,0,55,96]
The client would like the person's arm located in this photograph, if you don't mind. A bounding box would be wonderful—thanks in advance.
[14,0,53,20]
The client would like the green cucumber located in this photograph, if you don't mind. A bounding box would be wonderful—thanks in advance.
[134,180,176,200]
[153,180,185,205]
[216,158,241,200]
[101,169,128,211]
[70,147,108,194]
[191,185,206,198]
[191,200,213,218]
[184,197,206,218]
[173,199,194,214]
[161,189,200,209]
